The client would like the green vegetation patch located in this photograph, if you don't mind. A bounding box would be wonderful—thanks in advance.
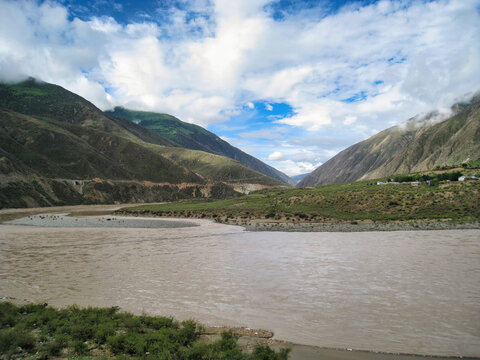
[0,302,289,359]
[128,178,480,222]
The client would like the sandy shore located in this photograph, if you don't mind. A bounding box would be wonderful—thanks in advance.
[199,327,479,360]
[4,213,199,228]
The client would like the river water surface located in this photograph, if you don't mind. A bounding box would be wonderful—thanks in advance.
[0,213,479,357]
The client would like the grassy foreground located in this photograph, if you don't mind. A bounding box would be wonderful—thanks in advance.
[121,177,480,223]
[0,302,289,360]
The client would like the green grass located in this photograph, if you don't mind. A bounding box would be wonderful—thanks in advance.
[0,302,289,359]
[106,108,213,146]
[125,178,480,222]
[10,85,48,97]
[153,147,283,186]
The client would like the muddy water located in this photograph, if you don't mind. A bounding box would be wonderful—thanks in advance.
[0,215,479,357]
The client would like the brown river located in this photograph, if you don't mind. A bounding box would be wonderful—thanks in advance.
[0,208,479,357]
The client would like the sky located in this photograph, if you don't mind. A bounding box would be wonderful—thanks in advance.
[0,0,479,176]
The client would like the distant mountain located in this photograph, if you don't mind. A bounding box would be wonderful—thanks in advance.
[291,173,309,184]
[298,95,480,186]
[106,107,294,185]
[0,79,286,207]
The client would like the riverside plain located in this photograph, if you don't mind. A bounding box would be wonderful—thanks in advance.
[1,205,479,359]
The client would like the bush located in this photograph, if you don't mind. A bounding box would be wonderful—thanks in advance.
[250,345,291,360]
[0,328,36,354]
[0,303,290,359]
[0,302,17,328]
[141,315,176,330]
[72,339,88,355]
[94,323,115,344]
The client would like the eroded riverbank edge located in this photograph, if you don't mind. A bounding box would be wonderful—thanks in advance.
[201,326,480,360]
[115,208,480,232]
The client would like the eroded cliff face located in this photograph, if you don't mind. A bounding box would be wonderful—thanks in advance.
[0,174,281,209]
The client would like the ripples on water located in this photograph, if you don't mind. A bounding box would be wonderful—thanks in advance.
[0,218,479,357]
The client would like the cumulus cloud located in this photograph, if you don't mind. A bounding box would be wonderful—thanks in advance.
[269,159,323,177]
[267,151,285,161]
[0,0,479,175]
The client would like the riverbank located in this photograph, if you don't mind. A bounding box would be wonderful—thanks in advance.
[5,205,479,232]
[204,326,480,360]
[4,212,199,229]
[1,301,476,360]
[225,218,480,232]
[115,208,480,232]
[119,179,480,229]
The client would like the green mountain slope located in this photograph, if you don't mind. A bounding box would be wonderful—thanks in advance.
[0,79,284,191]
[366,99,480,179]
[106,107,294,185]
[0,79,178,147]
[0,108,201,183]
[0,80,201,183]
[298,95,480,186]
[156,147,282,186]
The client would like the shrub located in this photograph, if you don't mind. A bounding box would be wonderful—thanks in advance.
[0,303,291,360]
[250,345,291,360]
[94,323,115,344]
[141,315,176,330]
[72,339,88,355]
[0,328,36,354]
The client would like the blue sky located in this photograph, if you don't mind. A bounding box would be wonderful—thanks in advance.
[1,0,479,175]
[61,0,380,25]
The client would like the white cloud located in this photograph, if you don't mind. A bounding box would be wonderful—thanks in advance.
[260,147,330,176]
[343,116,357,125]
[265,103,273,111]
[277,102,332,130]
[268,159,323,177]
[0,0,479,175]
[267,151,285,161]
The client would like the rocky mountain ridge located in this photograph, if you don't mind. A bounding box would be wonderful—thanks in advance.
[299,95,480,186]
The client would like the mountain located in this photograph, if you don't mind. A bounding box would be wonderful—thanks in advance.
[291,173,309,184]
[106,107,294,185]
[0,79,285,208]
[0,79,199,183]
[298,95,480,186]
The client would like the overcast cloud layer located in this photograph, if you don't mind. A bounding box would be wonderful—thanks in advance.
[0,0,479,176]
